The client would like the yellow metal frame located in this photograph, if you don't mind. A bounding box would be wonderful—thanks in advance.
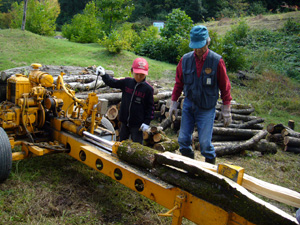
[49,129,255,225]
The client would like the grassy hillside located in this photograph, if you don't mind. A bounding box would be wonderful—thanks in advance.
[0,11,300,225]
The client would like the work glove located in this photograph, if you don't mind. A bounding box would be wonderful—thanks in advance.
[169,101,179,118]
[140,123,150,132]
[96,66,105,76]
[220,104,232,127]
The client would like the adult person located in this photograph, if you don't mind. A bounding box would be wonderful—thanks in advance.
[96,57,154,144]
[169,25,232,164]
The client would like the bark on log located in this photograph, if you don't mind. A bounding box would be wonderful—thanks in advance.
[281,128,300,138]
[284,146,300,154]
[230,108,255,115]
[117,140,158,169]
[215,130,268,156]
[213,122,264,130]
[151,163,297,225]
[267,123,289,134]
[266,133,284,144]
[212,135,250,142]
[213,127,260,138]
[153,139,179,152]
[76,92,122,103]
[153,91,172,102]
[160,117,172,130]
[251,139,278,154]
[284,136,300,147]
[288,120,295,130]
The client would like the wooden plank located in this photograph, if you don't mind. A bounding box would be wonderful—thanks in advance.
[158,152,300,208]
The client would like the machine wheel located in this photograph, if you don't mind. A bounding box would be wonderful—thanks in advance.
[99,117,116,141]
[0,127,12,183]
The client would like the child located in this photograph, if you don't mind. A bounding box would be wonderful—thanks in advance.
[96,58,154,144]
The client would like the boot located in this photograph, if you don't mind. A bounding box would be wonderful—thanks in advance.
[205,157,216,165]
[180,148,195,159]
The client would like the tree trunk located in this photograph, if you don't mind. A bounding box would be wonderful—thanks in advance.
[21,0,28,31]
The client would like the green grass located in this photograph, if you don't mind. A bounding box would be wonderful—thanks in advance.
[0,29,176,80]
[1,11,300,224]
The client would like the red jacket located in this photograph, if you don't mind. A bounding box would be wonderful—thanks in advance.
[171,49,232,105]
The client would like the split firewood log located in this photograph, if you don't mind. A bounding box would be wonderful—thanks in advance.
[215,130,268,156]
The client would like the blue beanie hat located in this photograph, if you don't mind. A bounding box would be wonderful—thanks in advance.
[189,25,209,49]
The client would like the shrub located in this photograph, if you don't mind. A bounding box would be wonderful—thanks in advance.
[10,0,60,36]
[160,8,193,39]
[99,23,138,54]
[281,18,300,35]
[61,2,103,43]
[0,12,12,29]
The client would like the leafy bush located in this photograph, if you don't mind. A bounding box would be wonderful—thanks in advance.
[10,0,60,36]
[281,18,300,35]
[248,1,267,15]
[0,12,11,29]
[221,21,248,71]
[160,8,193,39]
[99,23,138,54]
[61,2,103,43]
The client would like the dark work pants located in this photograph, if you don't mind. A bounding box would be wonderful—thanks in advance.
[119,123,143,144]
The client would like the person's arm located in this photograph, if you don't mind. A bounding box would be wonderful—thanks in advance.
[101,73,125,90]
[171,59,184,102]
[143,86,154,125]
[217,59,232,127]
[96,65,125,89]
[217,59,232,105]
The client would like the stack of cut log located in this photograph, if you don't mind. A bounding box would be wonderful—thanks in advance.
[266,121,300,154]
[142,126,179,152]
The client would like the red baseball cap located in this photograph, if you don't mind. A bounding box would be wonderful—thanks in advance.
[132,57,149,75]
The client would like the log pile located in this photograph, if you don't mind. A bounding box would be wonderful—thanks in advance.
[266,122,300,154]
[142,126,179,152]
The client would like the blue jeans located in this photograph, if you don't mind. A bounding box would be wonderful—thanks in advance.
[178,97,216,159]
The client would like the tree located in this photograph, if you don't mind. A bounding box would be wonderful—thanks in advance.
[95,0,134,34]
[10,0,60,36]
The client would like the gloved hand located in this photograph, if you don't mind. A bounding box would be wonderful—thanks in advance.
[96,66,105,76]
[220,104,232,127]
[169,101,179,118]
[140,123,150,132]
